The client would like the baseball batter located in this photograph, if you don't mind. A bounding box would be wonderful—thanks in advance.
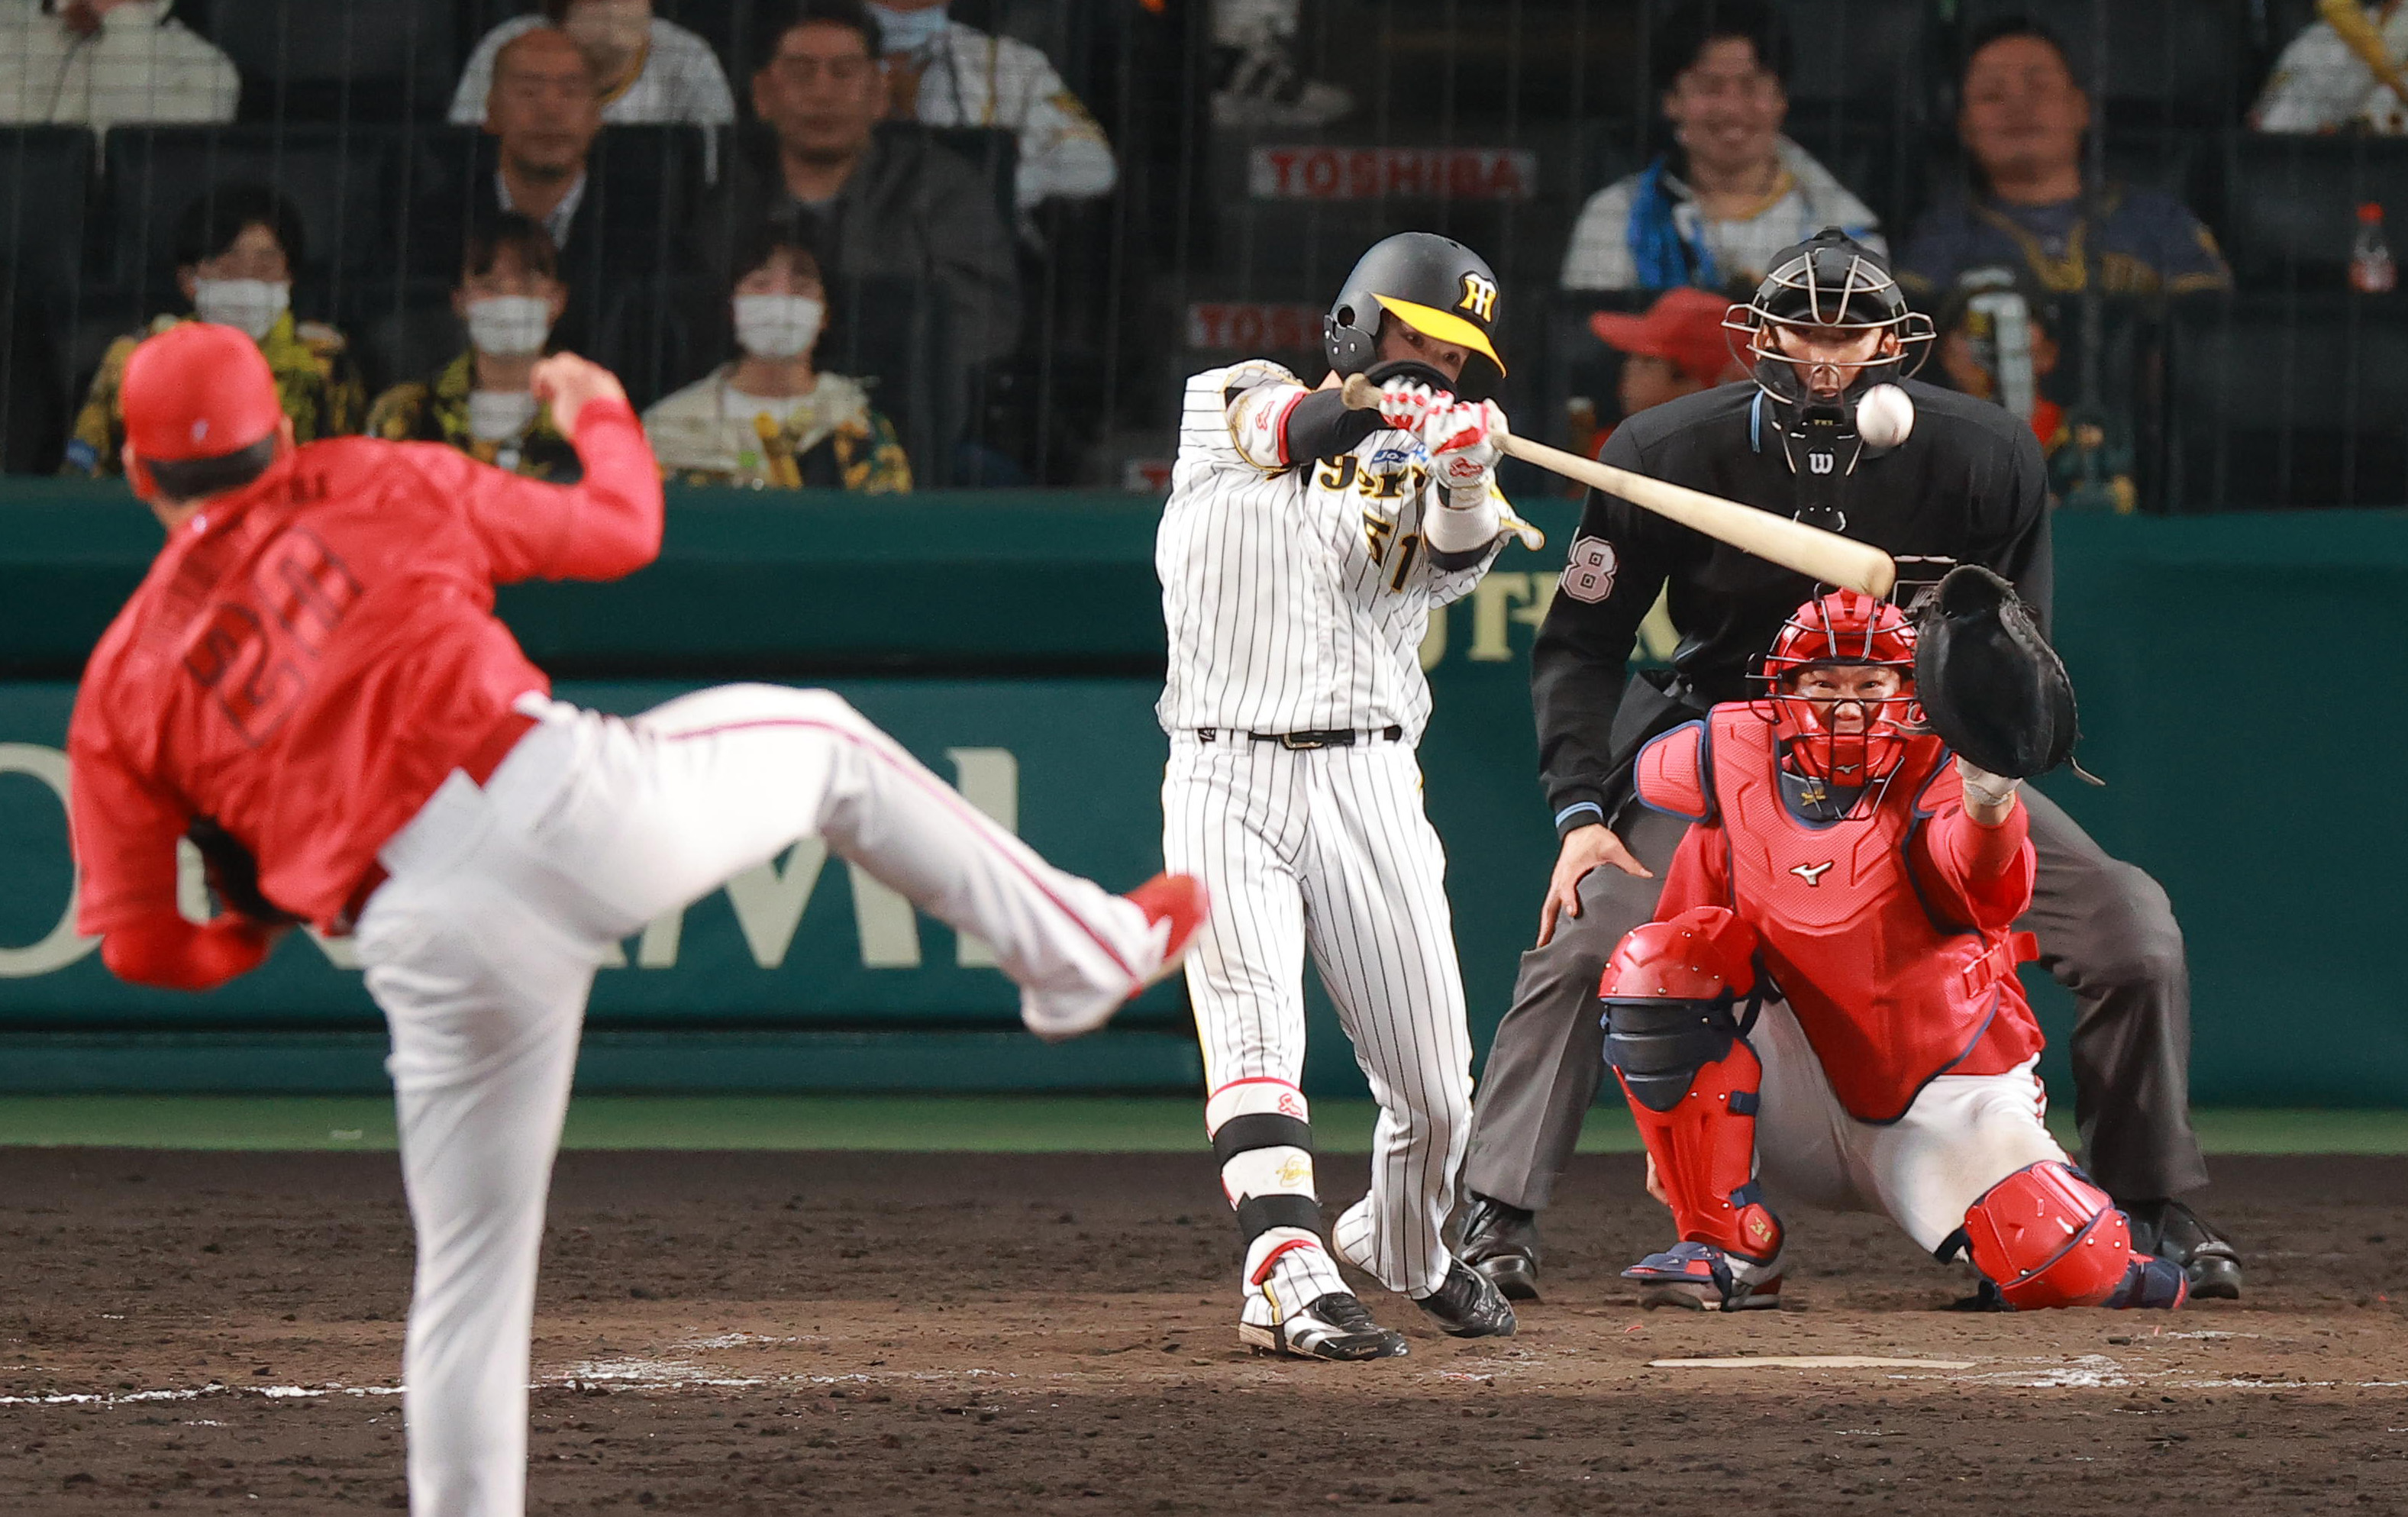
[66,324,1206,1517]
[1600,589,2187,1314]
[1159,232,1535,1359]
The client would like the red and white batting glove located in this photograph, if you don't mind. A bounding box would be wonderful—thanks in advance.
[1375,376,1451,434]
[1425,399,1506,506]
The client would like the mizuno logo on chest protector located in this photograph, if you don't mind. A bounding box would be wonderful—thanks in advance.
[1790,861,1834,887]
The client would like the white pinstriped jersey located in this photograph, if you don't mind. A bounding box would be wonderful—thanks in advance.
[1156,360,1507,741]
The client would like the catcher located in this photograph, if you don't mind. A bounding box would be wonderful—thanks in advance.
[1600,578,2188,1312]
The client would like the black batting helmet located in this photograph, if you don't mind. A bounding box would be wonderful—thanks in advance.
[1322,232,1506,390]
[1724,228,1932,409]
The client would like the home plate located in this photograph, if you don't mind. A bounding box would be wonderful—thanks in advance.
[1649,1355,1977,1370]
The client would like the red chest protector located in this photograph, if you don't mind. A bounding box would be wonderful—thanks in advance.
[1634,709,2041,1123]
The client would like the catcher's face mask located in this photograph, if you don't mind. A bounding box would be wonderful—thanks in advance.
[1754,592,1922,802]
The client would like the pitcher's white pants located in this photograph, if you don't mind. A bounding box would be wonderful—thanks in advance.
[1748,999,2071,1257]
[354,686,1155,1517]
[1163,734,1474,1299]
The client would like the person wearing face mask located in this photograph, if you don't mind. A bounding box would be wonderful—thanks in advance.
[869,0,1116,216]
[642,228,910,492]
[66,182,363,476]
[448,0,734,130]
[367,216,581,480]
[1560,0,1883,293]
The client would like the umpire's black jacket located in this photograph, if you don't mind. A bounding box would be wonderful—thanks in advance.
[1535,376,2050,838]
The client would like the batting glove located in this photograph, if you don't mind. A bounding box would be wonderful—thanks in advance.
[1375,377,1451,434]
[1426,399,1506,507]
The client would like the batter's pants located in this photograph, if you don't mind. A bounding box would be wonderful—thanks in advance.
[353,689,1157,1517]
[1464,787,2206,1214]
[1164,734,1474,1299]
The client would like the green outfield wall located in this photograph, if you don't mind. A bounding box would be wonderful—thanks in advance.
[0,482,2401,1106]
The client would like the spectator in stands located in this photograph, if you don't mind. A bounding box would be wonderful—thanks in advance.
[644,225,910,492]
[450,0,734,129]
[711,0,1019,369]
[1210,0,1352,130]
[1560,0,1881,293]
[868,0,1116,217]
[479,27,605,256]
[1900,18,2231,298]
[1932,270,2135,512]
[0,0,237,133]
[1588,286,1745,437]
[66,182,362,476]
[366,215,579,479]
[2253,2,2408,134]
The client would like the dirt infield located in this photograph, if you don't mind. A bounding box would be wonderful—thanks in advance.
[3,1148,2406,1515]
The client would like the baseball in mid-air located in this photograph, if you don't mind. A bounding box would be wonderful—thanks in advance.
[1856,383,1915,449]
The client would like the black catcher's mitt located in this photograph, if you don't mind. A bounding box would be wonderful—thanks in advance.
[186,816,304,927]
[1912,564,2094,782]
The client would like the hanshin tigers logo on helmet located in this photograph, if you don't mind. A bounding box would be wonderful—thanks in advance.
[1457,271,1499,322]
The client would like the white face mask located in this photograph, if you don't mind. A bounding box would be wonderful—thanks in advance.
[192,279,290,341]
[733,293,825,360]
[465,295,553,358]
[466,389,541,443]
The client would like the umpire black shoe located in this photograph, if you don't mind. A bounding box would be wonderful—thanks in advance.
[1241,1291,1409,1361]
[1412,1260,1518,1338]
[1458,1193,1541,1302]
[2125,1199,2243,1300]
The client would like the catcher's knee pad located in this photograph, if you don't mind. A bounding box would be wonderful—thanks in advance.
[1950,1160,2134,1310]
[1601,921,1780,1267]
[1208,1080,1323,1277]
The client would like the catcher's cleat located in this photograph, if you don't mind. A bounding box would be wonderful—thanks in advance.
[1020,873,1209,1041]
[1240,1291,1409,1361]
[1412,1260,1518,1338]
[2104,1252,2190,1312]
[1624,1241,1783,1312]
[1458,1193,1541,1302]
[2124,1199,2242,1300]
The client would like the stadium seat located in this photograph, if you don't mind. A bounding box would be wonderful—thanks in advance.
[2163,294,2408,510]
[208,0,457,122]
[101,124,402,295]
[2222,134,2408,290]
[821,274,958,488]
[1947,0,2248,126]
[0,127,95,299]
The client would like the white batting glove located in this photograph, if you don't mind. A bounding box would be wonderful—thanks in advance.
[1375,376,1451,434]
[1425,399,1506,508]
[1955,756,2023,810]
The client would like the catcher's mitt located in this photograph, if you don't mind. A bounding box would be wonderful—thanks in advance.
[186,816,304,927]
[1912,564,2097,782]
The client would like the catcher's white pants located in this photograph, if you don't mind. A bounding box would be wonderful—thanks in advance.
[1748,999,2071,1257]
[354,686,1155,1517]
[1164,734,1474,1299]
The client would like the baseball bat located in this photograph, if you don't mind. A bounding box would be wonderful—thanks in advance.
[1339,375,1897,599]
[2318,0,2408,109]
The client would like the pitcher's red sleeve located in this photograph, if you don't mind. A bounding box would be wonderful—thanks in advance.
[434,397,664,584]
[102,915,276,991]
[1912,802,2035,930]
[67,706,186,937]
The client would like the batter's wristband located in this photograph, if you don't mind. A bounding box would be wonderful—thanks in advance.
[1212,1112,1314,1166]
[1235,1192,1325,1241]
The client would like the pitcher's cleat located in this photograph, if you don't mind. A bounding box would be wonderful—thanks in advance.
[1021,873,1210,1041]
[1623,1240,1783,1312]
[1240,1290,1409,1361]
[1412,1259,1517,1338]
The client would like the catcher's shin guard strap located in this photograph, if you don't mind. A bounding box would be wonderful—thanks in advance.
[1959,1161,2134,1310]
[1609,1017,1780,1265]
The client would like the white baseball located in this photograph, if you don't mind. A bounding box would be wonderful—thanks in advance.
[1856,383,1915,449]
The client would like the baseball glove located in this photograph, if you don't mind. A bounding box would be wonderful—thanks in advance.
[1912,564,2097,782]
[186,816,304,927]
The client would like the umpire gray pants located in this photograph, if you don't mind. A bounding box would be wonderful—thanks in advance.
[1462,788,2209,1212]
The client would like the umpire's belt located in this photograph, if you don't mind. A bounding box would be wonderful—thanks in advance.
[1194,725,1405,750]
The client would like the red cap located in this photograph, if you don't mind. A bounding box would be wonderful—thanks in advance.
[121,321,283,464]
[1589,287,1741,386]
[2361,202,2386,224]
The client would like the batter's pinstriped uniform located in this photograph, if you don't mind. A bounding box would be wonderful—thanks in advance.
[1158,357,1509,1313]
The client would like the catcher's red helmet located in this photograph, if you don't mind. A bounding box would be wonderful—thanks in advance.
[120,322,282,496]
[1755,590,1920,793]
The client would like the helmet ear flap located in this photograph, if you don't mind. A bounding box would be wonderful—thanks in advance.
[1322,305,1378,377]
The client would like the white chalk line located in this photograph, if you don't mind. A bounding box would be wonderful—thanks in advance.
[0,1360,1012,1412]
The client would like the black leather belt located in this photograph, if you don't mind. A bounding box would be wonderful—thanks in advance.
[1194,725,1405,750]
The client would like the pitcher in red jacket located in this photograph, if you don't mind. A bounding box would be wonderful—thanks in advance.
[1598,589,2186,1314]
[66,323,1206,1517]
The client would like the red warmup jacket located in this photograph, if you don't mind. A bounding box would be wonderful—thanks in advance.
[68,400,662,987]
[1633,706,2042,1122]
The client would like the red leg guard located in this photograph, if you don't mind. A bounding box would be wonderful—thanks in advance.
[1960,1161,2138,1310]
[1612,1041,1783,1266]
